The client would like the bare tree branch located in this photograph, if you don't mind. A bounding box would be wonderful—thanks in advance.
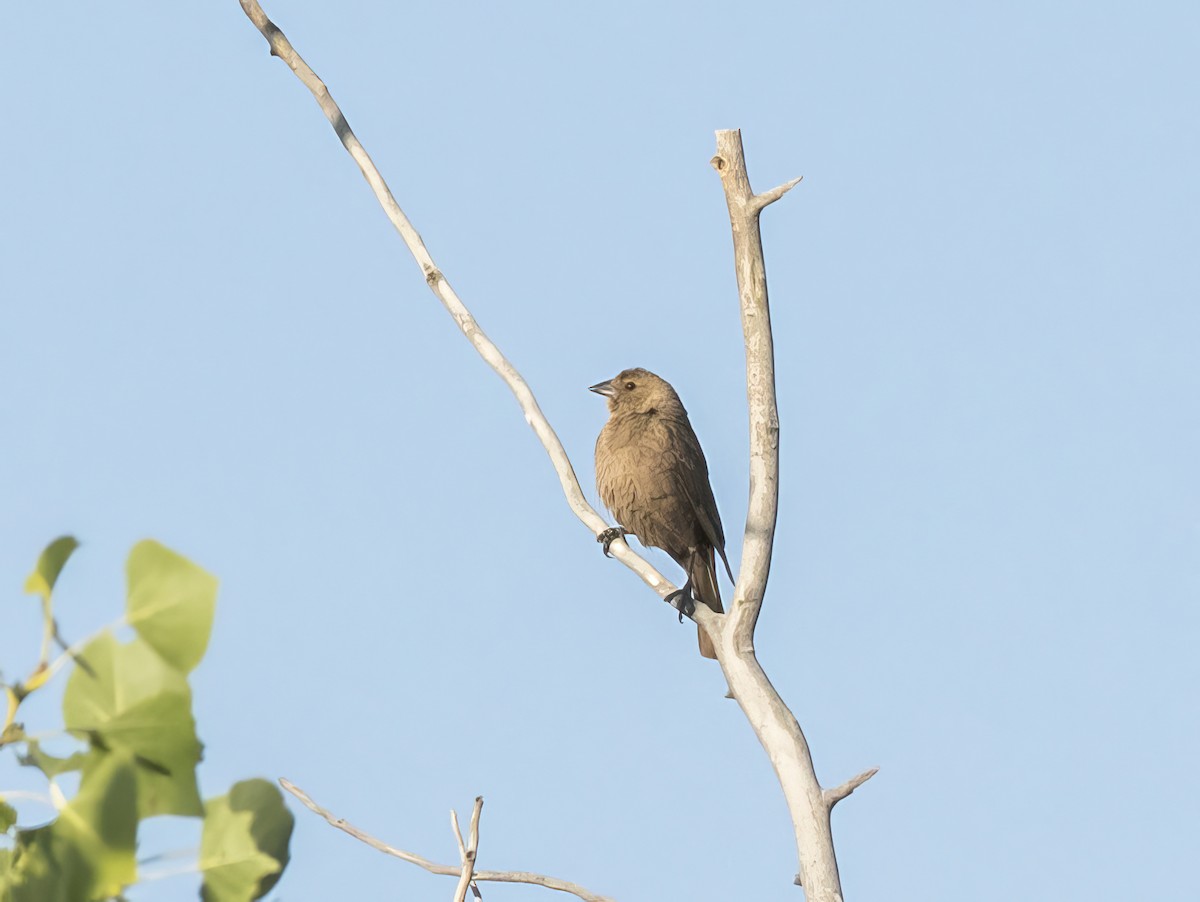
[235,0,710,628]
[451,798,483,902]
[709,131,785,647]
[466,799,484,900]
[710,129,876,901]
[238,3,873,897]
[824,768,880,808]
[450,808,467,864]
[279,779,613,902]
[234,0,708,619]
[749,176,804,215]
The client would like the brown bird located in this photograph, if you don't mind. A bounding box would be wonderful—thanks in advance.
[591,368,735,658]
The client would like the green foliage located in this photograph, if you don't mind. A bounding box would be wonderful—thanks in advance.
[64,633,203,818]
[16,740,87,779]
[22,536,80,601]
[3,752,137,902]
[0,537,292,901]
[126,539,217,674]
[200,780,295,902]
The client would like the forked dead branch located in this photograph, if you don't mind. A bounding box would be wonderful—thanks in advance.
[239,2,876,898]
[280,781,612,902]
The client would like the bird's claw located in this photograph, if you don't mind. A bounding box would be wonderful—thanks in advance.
[597,527,626,557]
[665,584,697,622]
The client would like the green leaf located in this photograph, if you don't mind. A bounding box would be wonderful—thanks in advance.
[126,540,217,674]
[0,847,12,894]
[200,779,294,902]
[23,536,80,601]
[2,752,137,901]
[0,798,15,833]
[63,632,203,818]
[17,739,91,779]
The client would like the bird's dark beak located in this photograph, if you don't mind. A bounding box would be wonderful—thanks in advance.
[589,381,617,398]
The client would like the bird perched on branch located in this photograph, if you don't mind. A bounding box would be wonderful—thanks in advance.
[591,368,735,659]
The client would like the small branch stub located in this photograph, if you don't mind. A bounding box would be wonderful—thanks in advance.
[824,767,880,808]
[752,176,804,214]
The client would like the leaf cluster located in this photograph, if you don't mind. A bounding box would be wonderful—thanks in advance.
[1,538,293,901]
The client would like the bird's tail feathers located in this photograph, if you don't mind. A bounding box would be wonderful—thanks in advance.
[691,547,723,659]
[716,545,735,585]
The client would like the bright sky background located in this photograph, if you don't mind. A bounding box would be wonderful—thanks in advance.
[2,2,1197,900]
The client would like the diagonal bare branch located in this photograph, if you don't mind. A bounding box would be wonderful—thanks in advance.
[236,0,684,613]
[280,779,613,902]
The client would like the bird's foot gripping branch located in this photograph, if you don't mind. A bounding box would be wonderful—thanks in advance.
[595,527,627,558]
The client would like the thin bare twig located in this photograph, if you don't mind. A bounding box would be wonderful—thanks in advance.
[279,779,613,902]
[824,767,880,808]
[451,809,467,863]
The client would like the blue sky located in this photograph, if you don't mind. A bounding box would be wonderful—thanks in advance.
[2,1,1197,900]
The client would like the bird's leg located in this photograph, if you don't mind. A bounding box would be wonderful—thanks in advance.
[667,548,702,622]
[664,579,697,622]
[596,526,627,557]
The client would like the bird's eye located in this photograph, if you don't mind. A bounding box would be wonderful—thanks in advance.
[624,381,636,390]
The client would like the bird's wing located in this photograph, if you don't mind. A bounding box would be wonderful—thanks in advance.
[662,416,734,583]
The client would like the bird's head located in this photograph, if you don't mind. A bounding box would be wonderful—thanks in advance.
[589,368,683,416]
